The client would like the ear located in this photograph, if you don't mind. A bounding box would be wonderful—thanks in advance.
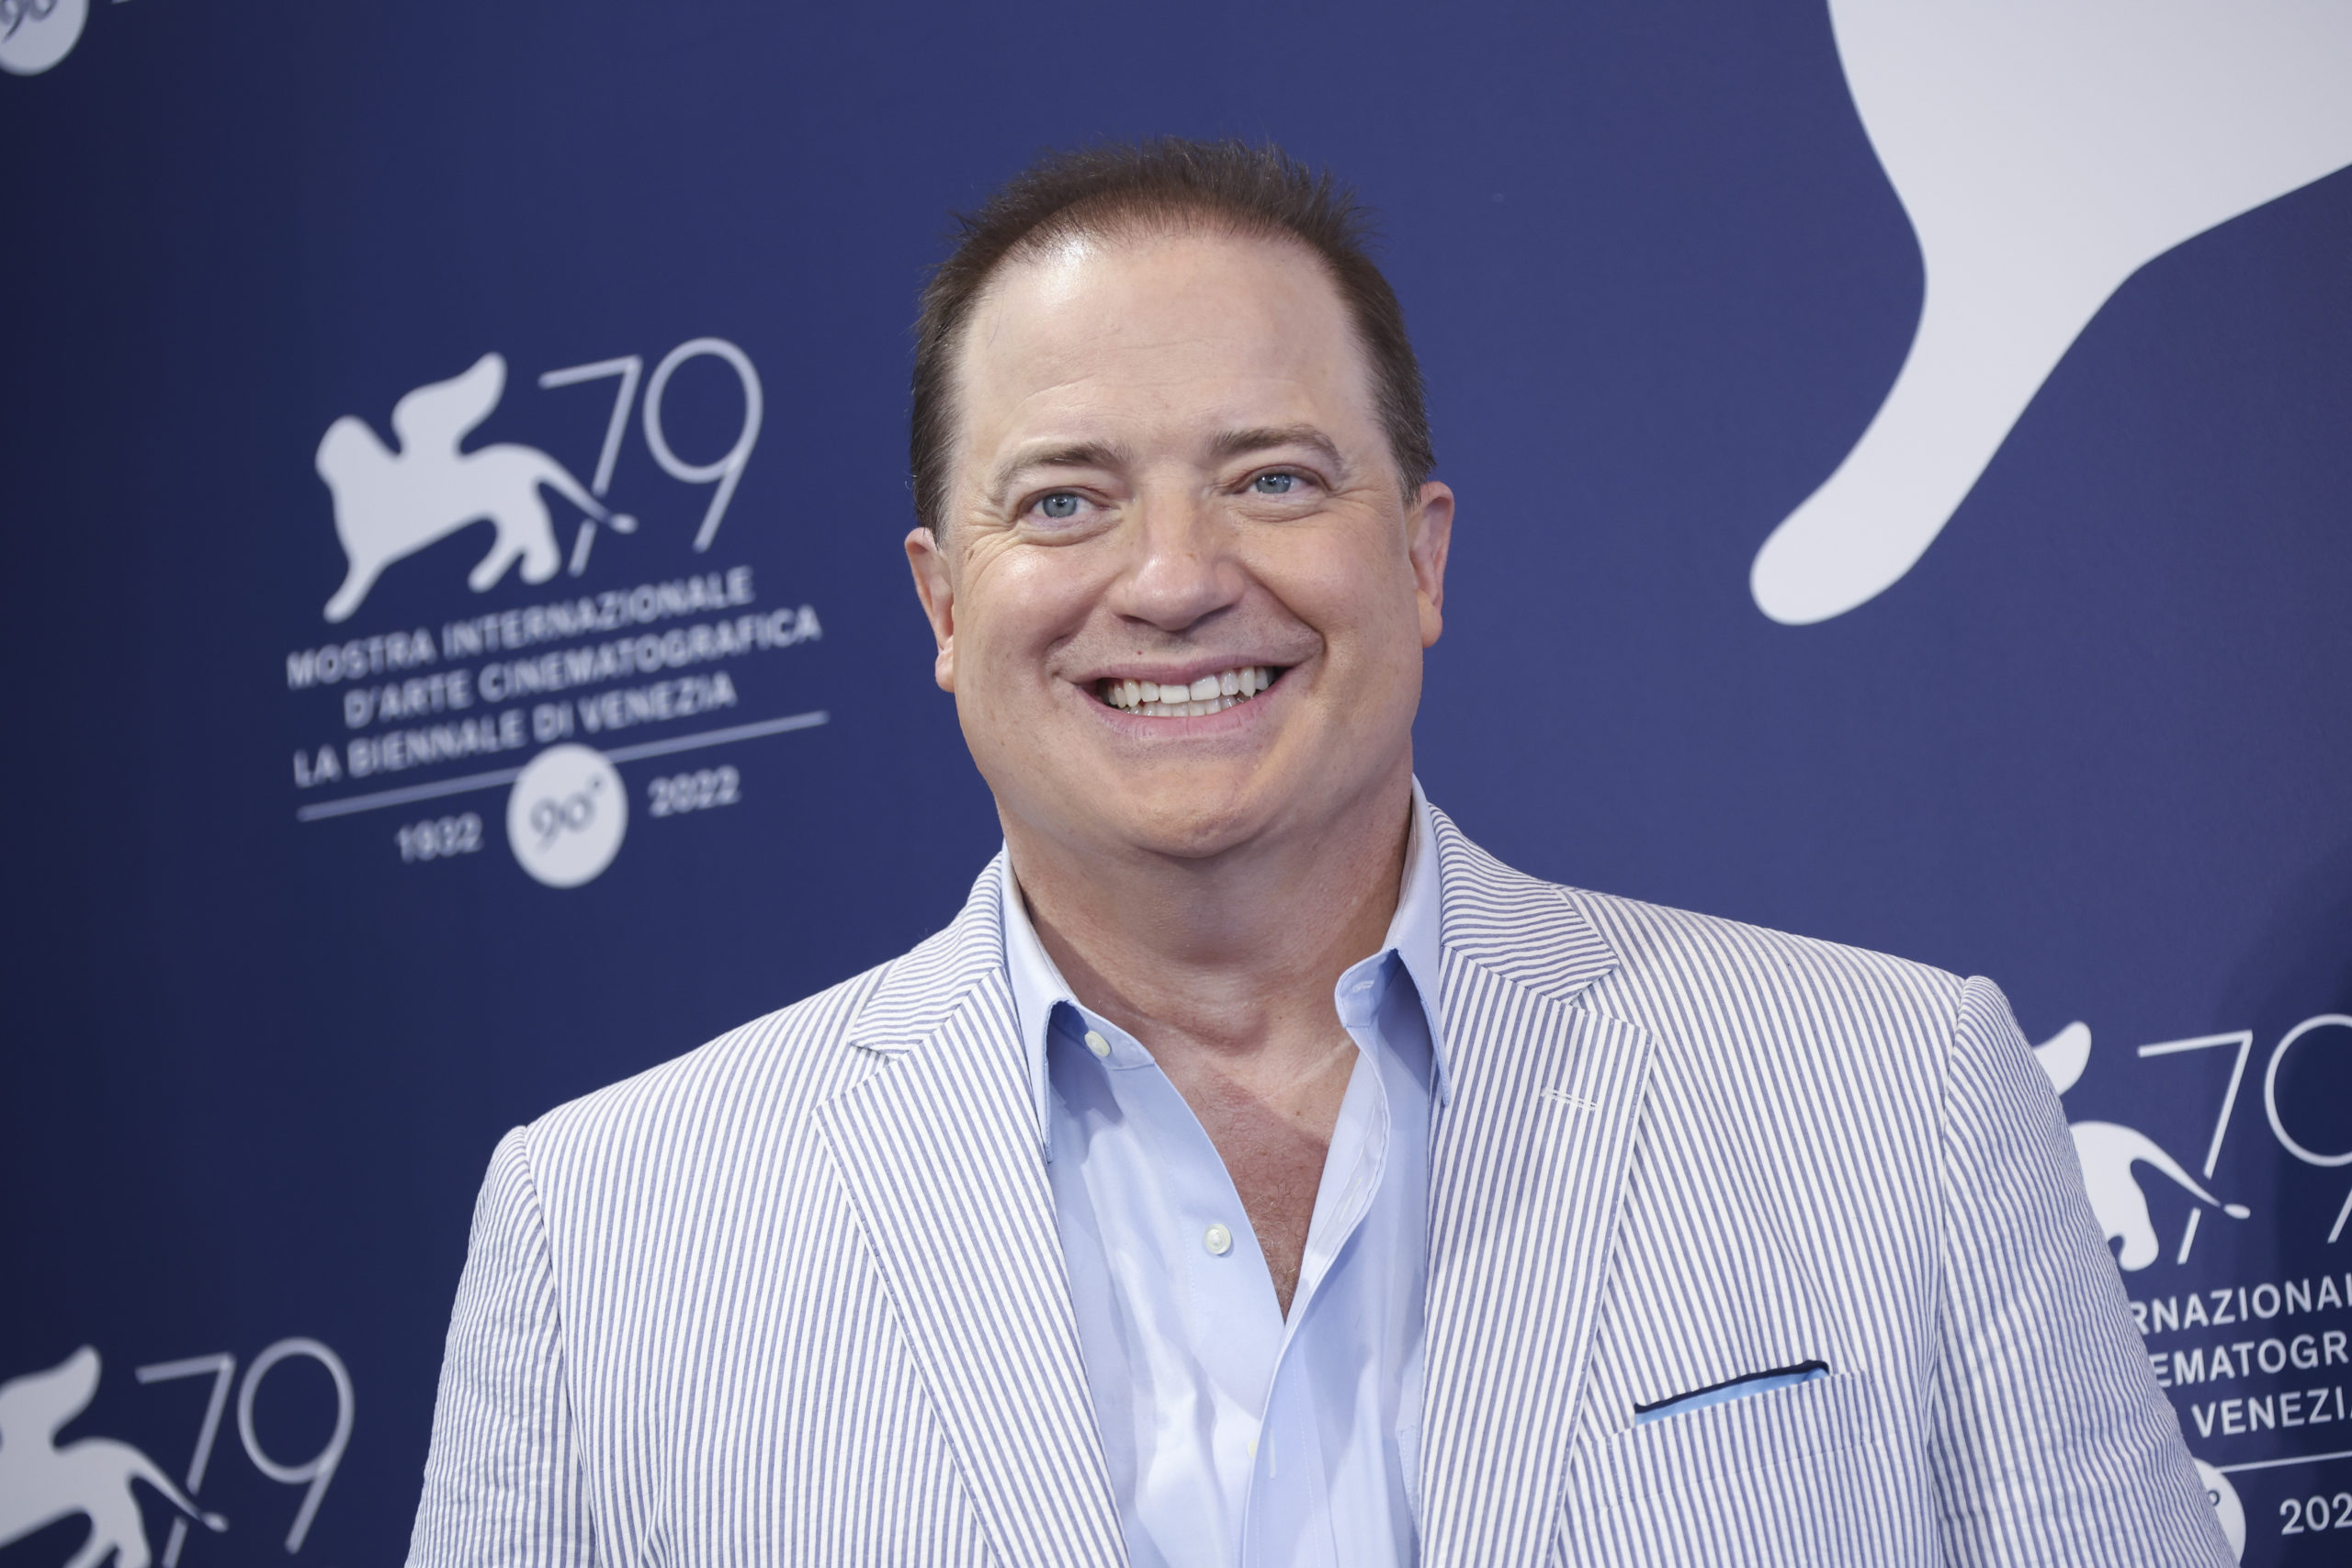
[1408,480,1454,649]
[904,525,959,692]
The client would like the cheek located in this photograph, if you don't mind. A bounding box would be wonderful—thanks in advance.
[1276,539,1425,658]
[957,547,1104,664]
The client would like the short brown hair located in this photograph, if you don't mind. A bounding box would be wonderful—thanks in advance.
[909,138,1435,534]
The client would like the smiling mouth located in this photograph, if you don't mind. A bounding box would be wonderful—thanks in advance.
[1093,665,1284,718]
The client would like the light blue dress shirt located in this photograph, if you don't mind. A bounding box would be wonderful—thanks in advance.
[1001,784,1448,1568]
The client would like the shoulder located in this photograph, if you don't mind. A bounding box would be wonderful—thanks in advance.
[1433,811,1978,1090]
[1568,883,1967,1040]
[1448,838,2001,1254]
[514,964,881,1185]
[511,895,999,1198]
[1563,882,1991,1122]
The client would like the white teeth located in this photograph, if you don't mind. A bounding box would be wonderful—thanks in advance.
[1102,666,1277,717]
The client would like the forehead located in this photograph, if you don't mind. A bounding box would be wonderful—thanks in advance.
[951,229,1381,458]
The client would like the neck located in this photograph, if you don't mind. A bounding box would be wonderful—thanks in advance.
[1003,765,1416,1064]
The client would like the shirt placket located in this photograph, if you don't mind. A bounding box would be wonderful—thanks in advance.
[1069,1006,1286,1564]
[1238,953,1398,1568]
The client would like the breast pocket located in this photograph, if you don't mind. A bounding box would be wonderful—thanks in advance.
[1563,1372,1933,1567]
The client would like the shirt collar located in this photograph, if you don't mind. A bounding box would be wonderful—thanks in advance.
[1001,779,1450,1154]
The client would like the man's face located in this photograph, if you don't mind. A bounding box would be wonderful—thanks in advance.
[906,229,1452,864]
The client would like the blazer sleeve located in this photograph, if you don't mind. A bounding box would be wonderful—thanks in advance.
[1926,977,2230,1565]
[407,1128,599,1568]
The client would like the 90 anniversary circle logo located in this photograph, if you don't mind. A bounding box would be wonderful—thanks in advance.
[506,744,628,888]
[0,0,87,75]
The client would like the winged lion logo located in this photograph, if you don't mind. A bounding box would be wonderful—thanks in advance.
[0,1348,226,1568]
[316,352,632,624]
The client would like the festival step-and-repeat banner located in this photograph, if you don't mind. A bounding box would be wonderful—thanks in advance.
[5,2,2348,1562]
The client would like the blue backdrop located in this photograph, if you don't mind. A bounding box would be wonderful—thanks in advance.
[5,2,2348,1562]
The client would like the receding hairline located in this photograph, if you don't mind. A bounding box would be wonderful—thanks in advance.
[909,138,1434,536]
[971,200,1347,301]
[935,218,1402,521]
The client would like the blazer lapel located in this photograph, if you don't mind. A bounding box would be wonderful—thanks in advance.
[1418,812,1655,1568]
[814,861,1125,1568]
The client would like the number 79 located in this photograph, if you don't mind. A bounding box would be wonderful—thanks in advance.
[137,1338,353,1558]
[539,337,764,557]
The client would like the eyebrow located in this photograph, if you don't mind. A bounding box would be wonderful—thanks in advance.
[1209,424,1346,471]
[988,440,1135,509]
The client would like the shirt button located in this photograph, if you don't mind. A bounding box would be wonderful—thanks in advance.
[1203,1223,1233,1256]
[1083,1030,1112,1059]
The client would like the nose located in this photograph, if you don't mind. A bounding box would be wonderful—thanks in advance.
[1104,483,1242,634]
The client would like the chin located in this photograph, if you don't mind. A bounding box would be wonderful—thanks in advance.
[1095,773,1281,861]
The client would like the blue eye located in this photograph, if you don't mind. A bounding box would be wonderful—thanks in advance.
[1251,472,1299,494]
[1038,492,1081,520]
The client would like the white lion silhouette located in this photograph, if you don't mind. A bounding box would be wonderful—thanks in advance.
[2033,1021,2250,1271]
[1752,0,2352,624]
[317,352,632,623]
[0,1348,225,1568]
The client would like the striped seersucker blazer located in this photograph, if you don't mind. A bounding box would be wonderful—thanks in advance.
[408,806,2229,1567]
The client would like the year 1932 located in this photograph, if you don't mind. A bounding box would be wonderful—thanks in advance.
[396,812,484,862]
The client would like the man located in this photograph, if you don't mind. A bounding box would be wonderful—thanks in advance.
[410,141,2227,1567]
